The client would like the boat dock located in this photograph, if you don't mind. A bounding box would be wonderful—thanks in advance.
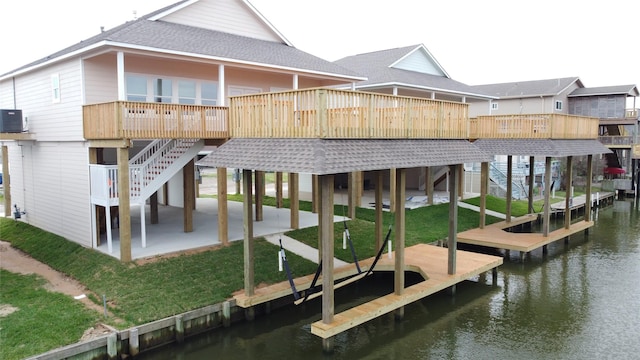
[234,244,503,339]
[550,191,615,215]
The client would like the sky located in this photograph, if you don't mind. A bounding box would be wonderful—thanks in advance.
[1,0,639,93]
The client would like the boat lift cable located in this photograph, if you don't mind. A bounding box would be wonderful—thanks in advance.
[366,225,392,276]
[344,219,362,274]
[279,239,300,301]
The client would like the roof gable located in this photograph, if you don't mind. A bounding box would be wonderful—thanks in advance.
[390,45,448,77]
[151,0,290,45]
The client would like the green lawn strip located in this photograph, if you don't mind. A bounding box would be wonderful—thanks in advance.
[0,218,317,327]
[462,195,569,217]
[0,270,100,360]
[286,203,502,263]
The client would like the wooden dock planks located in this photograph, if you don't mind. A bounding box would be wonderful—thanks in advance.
[310,244,502,339]
[458,220,593,252]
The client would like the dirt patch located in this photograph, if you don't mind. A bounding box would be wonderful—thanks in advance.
[0,240,110,316]
[80,323,117,342]
[0,303,19,317]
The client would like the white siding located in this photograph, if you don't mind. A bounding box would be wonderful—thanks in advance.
[393,50,444,76]
[161,0,281,42]
[0,79,16,109]
[83,54,119,104]
[16,142,92,247]
[11,59,84,142]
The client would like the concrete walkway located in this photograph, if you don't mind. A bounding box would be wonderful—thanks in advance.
[458,201,507,219]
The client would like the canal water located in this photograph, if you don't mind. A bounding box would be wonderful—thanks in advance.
[141,199,640,359]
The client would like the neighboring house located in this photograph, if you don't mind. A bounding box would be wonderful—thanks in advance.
[0,0,364,261]
[332,45,496,193]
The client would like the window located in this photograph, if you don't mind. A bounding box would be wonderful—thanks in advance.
[126,75,148,102]
[153,78,173,103]
[491,102,498,110]
[555,100,563,111]
[51,74,60,103]
[178,80,196,104]
[201,82,218,105]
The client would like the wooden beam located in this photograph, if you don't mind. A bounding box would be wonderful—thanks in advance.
[320,174,335,325]
[289,173,299,229]
[375,170,384,251]
[275,172,283,208]
[389,168,396,213]
[458,164,464,200]
[425,167,433,205]
[88,139,131,149]
[480,162,488,229]
[356,171,363,207]
[117,147,132,262]
[255,170,264,222]
[348,172,357,219]
[183,159,194,233]
[311,174,319,213]
[448,164,458,275]
[394,168,406,296]
[506,155,512,223]
[217,167,229,246]
[528,156,535,214]
[585,155,593,222]
[543,157,552,237]
[243,169,254,296]
[564,156,573,229]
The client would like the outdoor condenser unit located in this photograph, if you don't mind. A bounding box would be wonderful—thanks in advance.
[0,109,23,133]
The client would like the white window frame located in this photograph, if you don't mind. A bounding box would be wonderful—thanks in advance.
[51,74,60,103]
[554,100,563,111]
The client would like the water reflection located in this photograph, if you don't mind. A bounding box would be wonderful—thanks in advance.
[141,199,640,359]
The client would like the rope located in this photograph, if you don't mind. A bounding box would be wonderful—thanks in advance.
[279,239,300,301]
[366,225,393,276]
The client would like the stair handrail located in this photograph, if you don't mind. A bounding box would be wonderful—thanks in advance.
[129,139,172,166]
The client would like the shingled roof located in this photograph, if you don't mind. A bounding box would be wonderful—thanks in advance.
[569,85,639,97]
[196,138,492,174]
[2,1,363,80]
[470,77,583,99]
[334,45,494,100]
[472,139,611,157]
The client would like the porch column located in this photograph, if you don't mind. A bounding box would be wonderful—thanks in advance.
[389,168,396,212]
[319,174,335,352]
[448,164,458,275]
[394,168,406,320]
[585,155,593,222]
[242,169,254,296]
[88,148,98,246]
[480,162,488,229]
[458,164,465,200]
[312,174,319,213]
[348,172,357,219]
[506,155,513,223]
[528,156,535,213]
[116,52,125,101]
[217,167,229,245]
[564,156,573,229]
[218,64,225,106]
[289,172,299,229]
[255,170,264,222]
[183,159,194,233]
[117,147,132,262]
[543,157,552,237]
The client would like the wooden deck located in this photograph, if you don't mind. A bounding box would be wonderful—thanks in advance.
[550,192,615,213]
[457,219,593,253]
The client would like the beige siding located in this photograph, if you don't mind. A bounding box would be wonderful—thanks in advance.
[84,54,118,104]
[20,142,92,247]
[11,59,84,141]
[161,0,281,42]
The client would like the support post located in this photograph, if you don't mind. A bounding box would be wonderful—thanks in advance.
[348,172,357,219]
[425,167,434,205]
[506,155,512,222]
[543,157,552,237]
[312,174,319,213]
[217,167,229,245]
[448,164,458,275]
[183,159,194,232]
[150,192,158,224]
[458,164,464,200]
[564,156,573,229]
[320,174,335,343]
[255,170,264,222]
[117,147,132,262]
[389,168,396,213]
[394,168,406,319]
[375,170,384,251]
[243,169,254,296]
[480,162,488,229]
[275,172,284,208]
[585,155,593,223]
[528,156,535,213]
[289,173,299,229]
[88,148,99,246]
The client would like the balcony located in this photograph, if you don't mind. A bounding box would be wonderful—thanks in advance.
[469,114,599,140]
[626,108,639,119]
[598,135,635,147]
[229,88,469,139]
[83,101,228,140]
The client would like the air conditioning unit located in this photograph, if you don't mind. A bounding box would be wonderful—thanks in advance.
[0,109,23,133]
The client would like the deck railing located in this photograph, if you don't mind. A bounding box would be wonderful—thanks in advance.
[598,135,635,146]
[625,108,639,119]
[229,89,469,139]
[83,101,228,139]
[469,114,599,139]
